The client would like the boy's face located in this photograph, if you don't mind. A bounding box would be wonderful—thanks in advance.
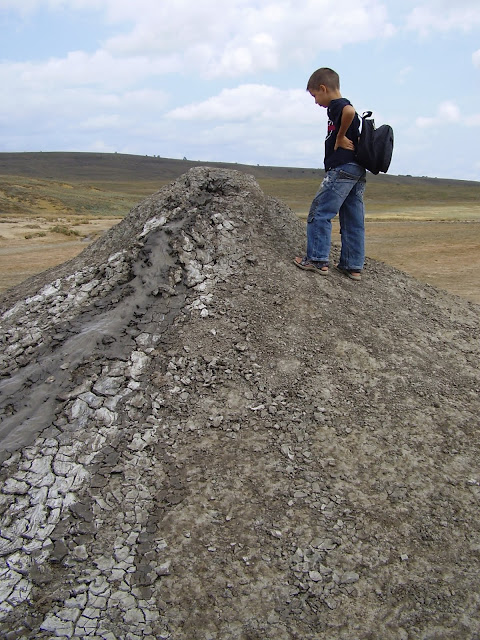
[309,86,330,108]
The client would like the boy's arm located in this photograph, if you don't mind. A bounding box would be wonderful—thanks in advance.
[334,104,356,151]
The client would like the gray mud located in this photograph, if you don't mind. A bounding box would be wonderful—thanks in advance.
[0,167,479,639]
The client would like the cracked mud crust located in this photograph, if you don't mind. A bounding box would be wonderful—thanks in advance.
[0,167,479,639]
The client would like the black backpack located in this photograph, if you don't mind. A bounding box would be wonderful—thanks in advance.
[356,111,394,175]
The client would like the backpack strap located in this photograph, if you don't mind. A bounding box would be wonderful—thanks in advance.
[362,111,373,119]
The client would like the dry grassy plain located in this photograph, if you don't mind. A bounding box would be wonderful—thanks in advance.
[1,153,479,304]
[0,214,121,294]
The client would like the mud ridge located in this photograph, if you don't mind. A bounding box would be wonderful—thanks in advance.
[0,167,479,639]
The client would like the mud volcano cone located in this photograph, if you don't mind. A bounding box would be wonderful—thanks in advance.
[1,167,480,639]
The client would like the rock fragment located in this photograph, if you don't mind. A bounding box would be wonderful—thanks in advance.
[0,167,480,639]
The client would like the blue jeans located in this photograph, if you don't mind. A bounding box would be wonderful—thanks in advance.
[307,162,366,271]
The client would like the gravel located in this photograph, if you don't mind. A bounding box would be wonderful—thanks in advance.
[0,167,479,639]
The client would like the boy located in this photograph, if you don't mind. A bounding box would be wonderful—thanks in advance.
[294,67,366,281]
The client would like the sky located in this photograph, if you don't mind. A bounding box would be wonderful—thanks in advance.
[0,0,479,181]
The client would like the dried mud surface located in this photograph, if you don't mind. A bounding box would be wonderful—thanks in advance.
[0,168,479,640]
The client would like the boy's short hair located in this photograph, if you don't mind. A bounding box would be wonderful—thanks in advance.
[307,68,340,92]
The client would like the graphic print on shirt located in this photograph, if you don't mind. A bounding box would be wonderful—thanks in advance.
[326,120,336,141]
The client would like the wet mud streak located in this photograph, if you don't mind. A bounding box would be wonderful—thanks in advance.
[0,222,186,456]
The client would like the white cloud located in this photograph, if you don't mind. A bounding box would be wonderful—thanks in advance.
[163,84,328,167]
[167,85,319,125]
[0,73,170,153]
[415,101,480,129]
[437,102,461,122]
[2,0,478,178]
[3,0,394,79]
[0,50,177,93]
[416,101,461,127]
[406,0,480,34]
[102,0,395,77]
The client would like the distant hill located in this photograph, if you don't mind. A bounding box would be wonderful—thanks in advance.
[0,151,478,189]
[0,151,318,182]
[1,152,479,220]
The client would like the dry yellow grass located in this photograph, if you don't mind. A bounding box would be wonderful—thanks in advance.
[1,155,479,304]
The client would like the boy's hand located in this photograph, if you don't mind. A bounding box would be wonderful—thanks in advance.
[334,135,355,151]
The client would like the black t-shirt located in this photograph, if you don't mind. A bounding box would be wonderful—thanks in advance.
[324,98,360,170]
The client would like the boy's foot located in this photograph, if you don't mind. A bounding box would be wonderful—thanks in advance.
[293,256,329,275]
[335,264,362,281]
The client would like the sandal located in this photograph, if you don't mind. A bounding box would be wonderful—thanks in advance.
[293,256,329,275]
[335,264,362,281]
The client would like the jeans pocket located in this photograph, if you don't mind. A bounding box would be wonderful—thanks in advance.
[338,169,357,181]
